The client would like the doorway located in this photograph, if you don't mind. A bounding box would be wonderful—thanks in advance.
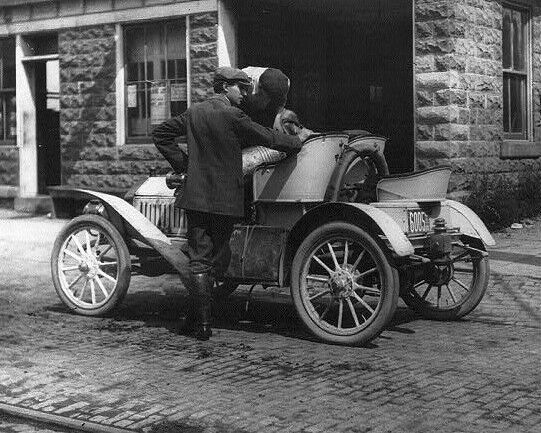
[35,59,60,194]
[236,0,414,173]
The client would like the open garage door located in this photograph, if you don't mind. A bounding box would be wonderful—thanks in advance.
[235,0,414,173]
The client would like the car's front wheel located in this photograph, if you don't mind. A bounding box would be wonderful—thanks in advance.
[51,214,131,316]
[291,222,398,346]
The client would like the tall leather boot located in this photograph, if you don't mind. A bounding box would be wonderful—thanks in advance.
[192,272,214,341]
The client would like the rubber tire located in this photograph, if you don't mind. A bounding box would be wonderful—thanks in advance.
[51,214,131,316]
[290,222,398,346]
[326,148,389,203]
[400,250,489,321]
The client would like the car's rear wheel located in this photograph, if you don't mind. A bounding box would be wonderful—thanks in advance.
[401,241,489,320]
[291,222,398,346]
[51,214,131,316]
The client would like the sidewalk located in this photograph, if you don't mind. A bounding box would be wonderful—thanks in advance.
[488,217,541,278]
[0,208,540,433]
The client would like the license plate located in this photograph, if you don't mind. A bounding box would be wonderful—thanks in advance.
[408,210,431,233]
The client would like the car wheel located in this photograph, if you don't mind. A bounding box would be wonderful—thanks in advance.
[327,148,389,203]
[51,214,131,316]
[401,241,489,320]
[291,222,398,346]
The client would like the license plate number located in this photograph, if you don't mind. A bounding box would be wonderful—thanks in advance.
[408,210,431,233]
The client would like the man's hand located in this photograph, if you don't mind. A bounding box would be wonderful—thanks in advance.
[297,127,315,143]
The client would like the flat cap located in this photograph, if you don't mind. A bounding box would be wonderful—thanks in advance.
[214,67,252,88]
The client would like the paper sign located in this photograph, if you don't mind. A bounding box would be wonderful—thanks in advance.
[150,85,168,124]
[127,84,137,108]
[170,83,187,102]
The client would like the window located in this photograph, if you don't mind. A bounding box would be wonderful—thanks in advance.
[0,38,16,144]
[502,4,530,140]
[124,21,188,142]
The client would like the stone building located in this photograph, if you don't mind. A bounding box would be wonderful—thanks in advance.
[0,0,539,210]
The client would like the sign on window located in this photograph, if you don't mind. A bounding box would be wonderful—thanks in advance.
[150,85,169,125]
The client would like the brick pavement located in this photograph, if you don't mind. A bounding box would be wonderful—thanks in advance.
[0,210,540,432]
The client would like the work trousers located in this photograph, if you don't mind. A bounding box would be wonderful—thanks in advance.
[185,210,236,276]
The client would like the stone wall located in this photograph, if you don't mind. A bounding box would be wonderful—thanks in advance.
[0,146,18,186]
[59,11,219,192]
[190,12,219,103]
[415,0,541,197]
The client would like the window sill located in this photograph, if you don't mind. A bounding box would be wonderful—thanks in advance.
[500,140,541,159]
[125,136,187,146]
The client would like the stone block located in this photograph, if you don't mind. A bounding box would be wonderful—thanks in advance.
[416,39,454,56]
[416,125,434,141]
[434,124,469,141]
[190,73,213,93]
[190,43,217,59]
[417,105,463,125]
[415,22,433,38]
[191,57,219,74]
[32,2,58,19]
[84,0,113,14]
[468,92,485,109]
[416,1,453,22]
[8,5,30,22]
[466,58,485,75]
[487,92,504,111]
[59,0,84,16]
[435,89,467,106]
[191,85,214,103]
[78,148,118,161]
[435,54,466,72]
[470,125,502,141]
[434,20,467,38]
[118,145,163,161]
[416,140,461,159]
[113,0,143,9]
[416,71,460,92]
[459,74,498,92]
[190,26,218,44]
[484,60,501,76]
[460,141,500,158]
[415,55,435,73]
[476,6,499,28]
[190,12,218,28]
[417,90,434,107]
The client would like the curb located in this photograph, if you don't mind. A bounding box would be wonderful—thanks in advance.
[0,403,135,433]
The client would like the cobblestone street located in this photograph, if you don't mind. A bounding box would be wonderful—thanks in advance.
[1,211,540,433]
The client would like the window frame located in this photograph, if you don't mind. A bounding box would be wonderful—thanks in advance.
[500,2,541,158]
[122,18,191,145]
[0,37,16,146]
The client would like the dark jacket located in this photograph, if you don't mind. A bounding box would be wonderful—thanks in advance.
[152,94,302,217]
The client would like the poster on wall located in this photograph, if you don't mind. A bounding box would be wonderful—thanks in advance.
[170,83,187,102]
[150,85,169,124]
[127,85,138,108]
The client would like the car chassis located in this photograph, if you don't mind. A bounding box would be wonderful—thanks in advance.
[50,132,495,346]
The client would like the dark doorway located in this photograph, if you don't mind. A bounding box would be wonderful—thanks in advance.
[35,59,60,194]
[236,0,414,173]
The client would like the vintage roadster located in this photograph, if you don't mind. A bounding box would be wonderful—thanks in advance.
[50,131,494,346]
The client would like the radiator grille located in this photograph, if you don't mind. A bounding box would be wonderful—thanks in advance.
[133,198,187,237]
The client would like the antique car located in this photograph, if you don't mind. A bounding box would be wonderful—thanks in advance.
[50,131,494,346]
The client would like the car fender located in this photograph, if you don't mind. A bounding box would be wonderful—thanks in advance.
[69,189,192,280]
[339,202,415,255]
[280,202,414,286]
[446,200,495,246]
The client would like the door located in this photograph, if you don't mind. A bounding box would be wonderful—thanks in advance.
[35,59,60,194]
[236,0,414,174]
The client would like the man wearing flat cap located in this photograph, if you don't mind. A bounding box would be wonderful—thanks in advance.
[152,66,312,340]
